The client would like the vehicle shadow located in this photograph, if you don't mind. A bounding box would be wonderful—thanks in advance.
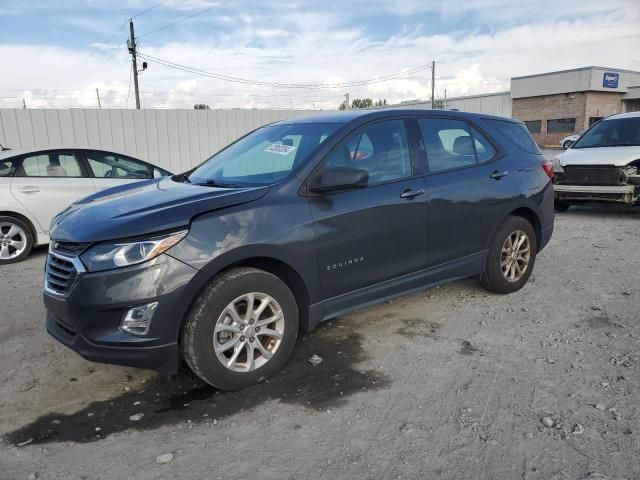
[4,323,390,446]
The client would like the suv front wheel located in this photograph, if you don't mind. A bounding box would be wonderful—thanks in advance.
[181,267,299,390]
[480,216,537,294]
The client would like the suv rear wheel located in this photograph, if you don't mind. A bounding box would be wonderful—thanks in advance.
[0,216,33,264]
[181,267,299,390]
[480,216,537,294]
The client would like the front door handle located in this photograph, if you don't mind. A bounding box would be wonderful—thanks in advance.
[490,170,509,180]
[400,189,425,199]
[17,186,40,193]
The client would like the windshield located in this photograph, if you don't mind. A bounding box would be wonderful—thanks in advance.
[572,117,640,149]
[187,123,340,187]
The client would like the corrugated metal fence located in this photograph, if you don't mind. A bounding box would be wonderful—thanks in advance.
[0,108,334,172]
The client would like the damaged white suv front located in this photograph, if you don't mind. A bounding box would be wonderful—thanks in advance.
[552,112,640,211]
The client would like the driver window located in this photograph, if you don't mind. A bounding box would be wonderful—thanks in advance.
[324,119,412,186]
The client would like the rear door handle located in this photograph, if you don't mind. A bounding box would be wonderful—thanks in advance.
[17,186,40,193]
[400,189,425,199]
[490,170,509,180]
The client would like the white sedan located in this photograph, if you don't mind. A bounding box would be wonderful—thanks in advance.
[0,146,171,263]
[559,133,580,149]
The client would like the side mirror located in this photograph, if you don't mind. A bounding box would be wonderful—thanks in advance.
[310,167,369,193]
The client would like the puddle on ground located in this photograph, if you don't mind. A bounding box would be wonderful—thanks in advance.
[395,318,442,339]
[4,324,389,446]
[460,340,478,356]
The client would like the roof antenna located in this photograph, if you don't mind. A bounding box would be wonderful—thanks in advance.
[0,142,9,151]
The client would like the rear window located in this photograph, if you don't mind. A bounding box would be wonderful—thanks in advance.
[485,119,541,154]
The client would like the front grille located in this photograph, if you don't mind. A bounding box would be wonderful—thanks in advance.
[563,166,623,186]
[51,241,90,256]
[45,251,80,296]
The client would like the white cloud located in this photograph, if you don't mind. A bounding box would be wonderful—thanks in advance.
[0,0,639,110]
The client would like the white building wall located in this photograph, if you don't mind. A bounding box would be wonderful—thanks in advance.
[0,108,333,172]
[396,92,512,118]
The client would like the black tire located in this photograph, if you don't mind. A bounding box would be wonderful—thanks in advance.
[0,215,34,265]
[480,216,537,294]
[181,267,299,391]
[554,200,571,213]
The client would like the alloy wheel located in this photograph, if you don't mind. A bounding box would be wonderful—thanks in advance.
[213,292,285,372]
[0,222,28,260]
[500,230,531,283]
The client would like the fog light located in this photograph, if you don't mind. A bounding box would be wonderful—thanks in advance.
[121,302,159,336]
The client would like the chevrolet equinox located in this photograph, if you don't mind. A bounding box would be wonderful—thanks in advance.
[44,109,554,390]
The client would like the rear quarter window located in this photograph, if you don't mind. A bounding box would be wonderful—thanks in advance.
[0,159,16,177]
[485,119,541,154]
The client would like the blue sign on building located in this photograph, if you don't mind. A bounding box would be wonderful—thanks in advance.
[603,72,619,88]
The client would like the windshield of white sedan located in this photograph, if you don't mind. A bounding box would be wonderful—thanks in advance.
[572,117,640,148]
[187,123,340,187]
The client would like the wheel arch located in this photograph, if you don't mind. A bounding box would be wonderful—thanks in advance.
[507,206,542,250]
[180,253,313,339]
[0,210,39,244]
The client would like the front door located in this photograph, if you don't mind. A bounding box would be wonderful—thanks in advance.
[10,150,95,233]
[417,117,517,267]
[308,118,429,301]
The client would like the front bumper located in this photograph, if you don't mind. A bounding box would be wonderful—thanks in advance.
[44,253,205,374]
[554,184,638,204]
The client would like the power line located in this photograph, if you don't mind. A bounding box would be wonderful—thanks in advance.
[131,1,167,19]
[138,0,234,39]
[137,52,433,89]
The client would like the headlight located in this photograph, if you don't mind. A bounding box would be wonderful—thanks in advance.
[551,156,564,174]
[81,230,188,272]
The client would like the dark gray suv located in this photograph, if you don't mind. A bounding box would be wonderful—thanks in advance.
[44,109,554,390]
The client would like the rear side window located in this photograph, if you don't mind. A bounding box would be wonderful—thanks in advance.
[470,126,497,162]
[20,152,83,177]
[85,151,151,179]
[485,119,541,154]
[0,159,16,177]
[418,118,476,172]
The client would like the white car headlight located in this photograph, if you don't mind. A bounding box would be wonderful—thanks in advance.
[81,230,188,272]
[551,156,564,174]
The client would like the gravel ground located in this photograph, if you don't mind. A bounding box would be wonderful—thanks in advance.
[0,205,639,480]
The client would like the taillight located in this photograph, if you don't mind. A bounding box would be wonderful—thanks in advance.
[542,159,553,179]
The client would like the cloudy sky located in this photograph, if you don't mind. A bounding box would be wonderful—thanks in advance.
[0,0,639,110]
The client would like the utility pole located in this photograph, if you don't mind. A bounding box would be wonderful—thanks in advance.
[444,89,447,110]
[431,60,435,109]
[128,18,141,109]
[22,98,26,109]
[344,92,350,110]
[96,88,102,109]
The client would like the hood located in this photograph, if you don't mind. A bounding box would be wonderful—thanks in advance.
[557,146,640,167]
[50,177,269,243]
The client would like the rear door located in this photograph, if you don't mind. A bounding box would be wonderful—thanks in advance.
[417,117,517,267]
[308,118,429,300]
[10,150,95,233]
[81,150,155,191]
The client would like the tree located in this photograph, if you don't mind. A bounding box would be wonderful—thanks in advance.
[194,104,211,110]
[339,98,388,109]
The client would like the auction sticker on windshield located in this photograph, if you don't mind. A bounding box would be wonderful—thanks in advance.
[264,144,297,155]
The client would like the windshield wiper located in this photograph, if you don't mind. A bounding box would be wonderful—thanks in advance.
[193,179,240,188]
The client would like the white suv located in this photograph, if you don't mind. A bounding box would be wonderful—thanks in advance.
[552,112,640,211]
[0,147,171,263]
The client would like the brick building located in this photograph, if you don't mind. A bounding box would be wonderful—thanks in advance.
[510,67,640,146]
[397,66,640,147]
